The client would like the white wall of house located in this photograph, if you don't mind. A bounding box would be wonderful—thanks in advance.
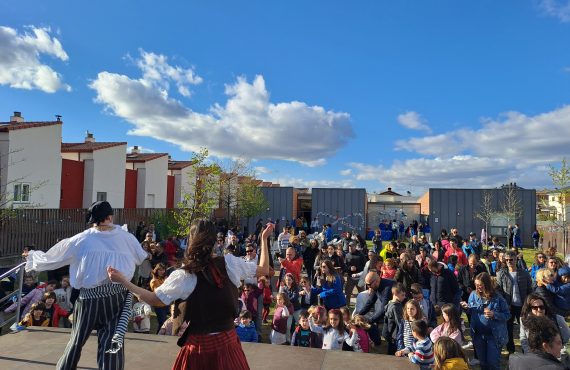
[0,125,62,208]
[128,156,168,208]
[172,166,196,206]
[90,145,127,208]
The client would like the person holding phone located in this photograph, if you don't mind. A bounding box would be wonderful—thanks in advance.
[460,272,510,370]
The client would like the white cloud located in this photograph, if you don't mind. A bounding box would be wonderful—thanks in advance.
[134,50,202,97]
[397,111,432,133]
[254,166,272,175]
[90,51,353,164]
[268,176,356,189]
[340,169,352,176]
[539,0,570,22]
[351,104,570,191]
[0,26,70,93]
[300,158,327,167]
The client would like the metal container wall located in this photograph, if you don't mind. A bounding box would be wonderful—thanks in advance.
[312,188,367,237]
[240,187,294,234]
[428,188,537,246]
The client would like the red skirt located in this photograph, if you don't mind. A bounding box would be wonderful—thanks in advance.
[172,329,250,370]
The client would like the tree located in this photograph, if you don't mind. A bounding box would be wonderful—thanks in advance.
[501,183,522,231]
[235,179,269,233]
[474,190,495,247]
[218,158,252,227]
[548,158,570,255]
[173,148,221,236]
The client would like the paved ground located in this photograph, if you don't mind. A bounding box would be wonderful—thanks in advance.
[0,328,417,370]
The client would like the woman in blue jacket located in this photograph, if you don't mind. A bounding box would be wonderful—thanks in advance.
[312,259,346,310]
[460,272,510,370]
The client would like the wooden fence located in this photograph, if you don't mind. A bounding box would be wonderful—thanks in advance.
[0,208,168,259]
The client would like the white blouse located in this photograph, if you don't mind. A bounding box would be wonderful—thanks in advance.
[154,254,258,306]
[26,225,148,289]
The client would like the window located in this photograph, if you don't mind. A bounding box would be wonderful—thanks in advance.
[96,192,107,202]
[13,183,30,202]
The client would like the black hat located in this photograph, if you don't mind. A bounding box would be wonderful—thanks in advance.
[86,201,114,224]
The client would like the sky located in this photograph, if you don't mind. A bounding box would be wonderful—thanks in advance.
[1,0,570,195]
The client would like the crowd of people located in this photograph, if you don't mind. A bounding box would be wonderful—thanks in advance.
[5,215,570,370]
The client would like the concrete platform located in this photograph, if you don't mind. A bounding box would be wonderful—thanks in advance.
[0,328,416,369]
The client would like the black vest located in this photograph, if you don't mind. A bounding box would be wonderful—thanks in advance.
[183,257,239,335]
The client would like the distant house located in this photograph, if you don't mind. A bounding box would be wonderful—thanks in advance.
[125,147,169,208]
[0,112,62,208]
[61,133,127,208]
[167,159,197,208]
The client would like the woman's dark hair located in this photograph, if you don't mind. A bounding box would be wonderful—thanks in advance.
[434,240,442,250]
[521,293,553,322]
[474,272,495,300]
[525,315,560,352]
[440,229,448,238]
[152,263,167,279]
[182,220,218,274]
[320,259,338,283]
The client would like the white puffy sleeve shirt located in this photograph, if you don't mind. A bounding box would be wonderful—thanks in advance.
[26,225,148,289]
[154,254,258,306]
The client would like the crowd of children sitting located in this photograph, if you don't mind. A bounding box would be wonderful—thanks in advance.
[6,222,570,370]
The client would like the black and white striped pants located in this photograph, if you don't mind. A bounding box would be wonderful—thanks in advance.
[56,284,129,370]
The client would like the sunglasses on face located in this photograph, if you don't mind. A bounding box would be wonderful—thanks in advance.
[505,259,514,262]
[246,250,254,253]
[531,305,545,311]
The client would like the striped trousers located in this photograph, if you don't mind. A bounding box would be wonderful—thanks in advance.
[56,284,129,370]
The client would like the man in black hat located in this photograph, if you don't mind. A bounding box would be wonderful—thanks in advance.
[23,201,148,370]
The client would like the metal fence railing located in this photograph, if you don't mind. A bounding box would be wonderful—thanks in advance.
[0,262,26,334]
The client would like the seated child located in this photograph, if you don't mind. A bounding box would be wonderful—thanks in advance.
[433,336,469,370]
[400,320,434,370]
[236,310,258,343]
[291,310,320,348]
[19,301,49,327]
[41,291,69,328]
[132,297,152,334]
[545,266,570,315]
[158,301,188,336]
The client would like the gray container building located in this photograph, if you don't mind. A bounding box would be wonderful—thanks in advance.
[241,187,294,234]
[428,187,536,246]
[312,188,367,237]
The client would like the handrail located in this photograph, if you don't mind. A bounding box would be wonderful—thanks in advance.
[0,262,26,280]
[0,262,26,333]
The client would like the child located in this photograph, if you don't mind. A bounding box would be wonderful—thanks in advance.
[261,277,273,323]
[433,336,469,370]
[396,299,425,353]
[429,303,464,345]
[381,258,398,280]
[291,310,320,348]
[158,301,188,336]
[447,255,459,277]
[545,266,570,315]
[41,291,69,328]
[308,308,350,350]
[132,296,152,334]
[404,320,435,370]
[271,293,291,345]
[236,310,258,343]
[307,305,327,348]
[19,301,49,327]
[298,277,313,310]
[340,306,354,351]
[383,283,406,355]
[346,315,371,353]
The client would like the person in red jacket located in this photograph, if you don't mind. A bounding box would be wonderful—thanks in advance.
[42,291,70,327]
[443,238,468,267]
[278,247,303,283]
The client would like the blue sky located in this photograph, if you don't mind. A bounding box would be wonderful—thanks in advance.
[2,0,570,194]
